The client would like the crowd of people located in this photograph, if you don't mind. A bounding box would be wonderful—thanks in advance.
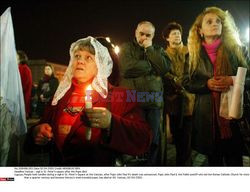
[10,6,250,166]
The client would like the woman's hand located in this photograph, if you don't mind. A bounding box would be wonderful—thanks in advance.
[33,123,53,145]
[85,107,112,129]
[207,76,233,92]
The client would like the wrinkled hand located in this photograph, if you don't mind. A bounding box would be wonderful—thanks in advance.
[33,123,53,145]
[85,107,112,129]
[142,39,152,49]
[207,76,233,92]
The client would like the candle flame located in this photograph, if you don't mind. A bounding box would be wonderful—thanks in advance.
[86,85,92,91]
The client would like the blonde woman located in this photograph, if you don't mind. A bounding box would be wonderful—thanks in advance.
[183,7,250,166]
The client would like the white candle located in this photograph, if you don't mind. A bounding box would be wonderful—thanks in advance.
[85,95,92,109]
[85,85,92,140]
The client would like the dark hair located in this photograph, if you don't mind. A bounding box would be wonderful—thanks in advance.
[95,37,120,86]
[17,50,28,64]
[162,22,183,40]
[44,64,55,75]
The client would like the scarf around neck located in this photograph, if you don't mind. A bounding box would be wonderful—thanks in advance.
[202,38,222,65]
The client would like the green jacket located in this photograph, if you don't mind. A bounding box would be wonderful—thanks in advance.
[119,39,171,109]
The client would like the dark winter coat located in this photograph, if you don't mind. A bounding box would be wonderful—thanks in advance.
[183,46,250,155]
[119,39,171,109]
[36,75,59,116]
[37,75,59,103]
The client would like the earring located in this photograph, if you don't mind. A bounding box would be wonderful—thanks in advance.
[200,33,204,38]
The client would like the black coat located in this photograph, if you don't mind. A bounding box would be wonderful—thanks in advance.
[119,39,171,109]
[183,46,250,155]
[36,75,59,116]
[37,75,59,103]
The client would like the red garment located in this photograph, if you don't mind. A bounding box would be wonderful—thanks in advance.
[18,63,32,117]
[56,78,86,149]
[202,40,232,139]
[40,84,152,166]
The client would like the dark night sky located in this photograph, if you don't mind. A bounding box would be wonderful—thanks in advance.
[1,0,249,65]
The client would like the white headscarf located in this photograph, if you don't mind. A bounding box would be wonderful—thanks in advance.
[52,36,113,105]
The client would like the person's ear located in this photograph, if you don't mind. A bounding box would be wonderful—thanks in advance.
[199,28,203,38]
[166,36,170,42]
[152,32,155,39]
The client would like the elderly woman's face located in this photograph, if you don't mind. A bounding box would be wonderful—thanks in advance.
[167,29,182,47]
[200,13,222,39]
[72,50,97,83]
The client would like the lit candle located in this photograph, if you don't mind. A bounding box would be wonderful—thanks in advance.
[85,85,92,140]
[85,95,92,109]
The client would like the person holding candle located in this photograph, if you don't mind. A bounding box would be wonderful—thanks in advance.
[183,7,250,166]
[24,36,152,166]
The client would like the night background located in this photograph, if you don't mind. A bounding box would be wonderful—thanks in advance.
[1,0,249,65]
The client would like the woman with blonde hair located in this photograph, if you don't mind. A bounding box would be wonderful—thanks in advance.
[183,7,250,166]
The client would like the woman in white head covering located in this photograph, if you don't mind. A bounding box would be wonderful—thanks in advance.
[24,36,151,166]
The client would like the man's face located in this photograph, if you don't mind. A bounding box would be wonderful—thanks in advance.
[135,24,154,47]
